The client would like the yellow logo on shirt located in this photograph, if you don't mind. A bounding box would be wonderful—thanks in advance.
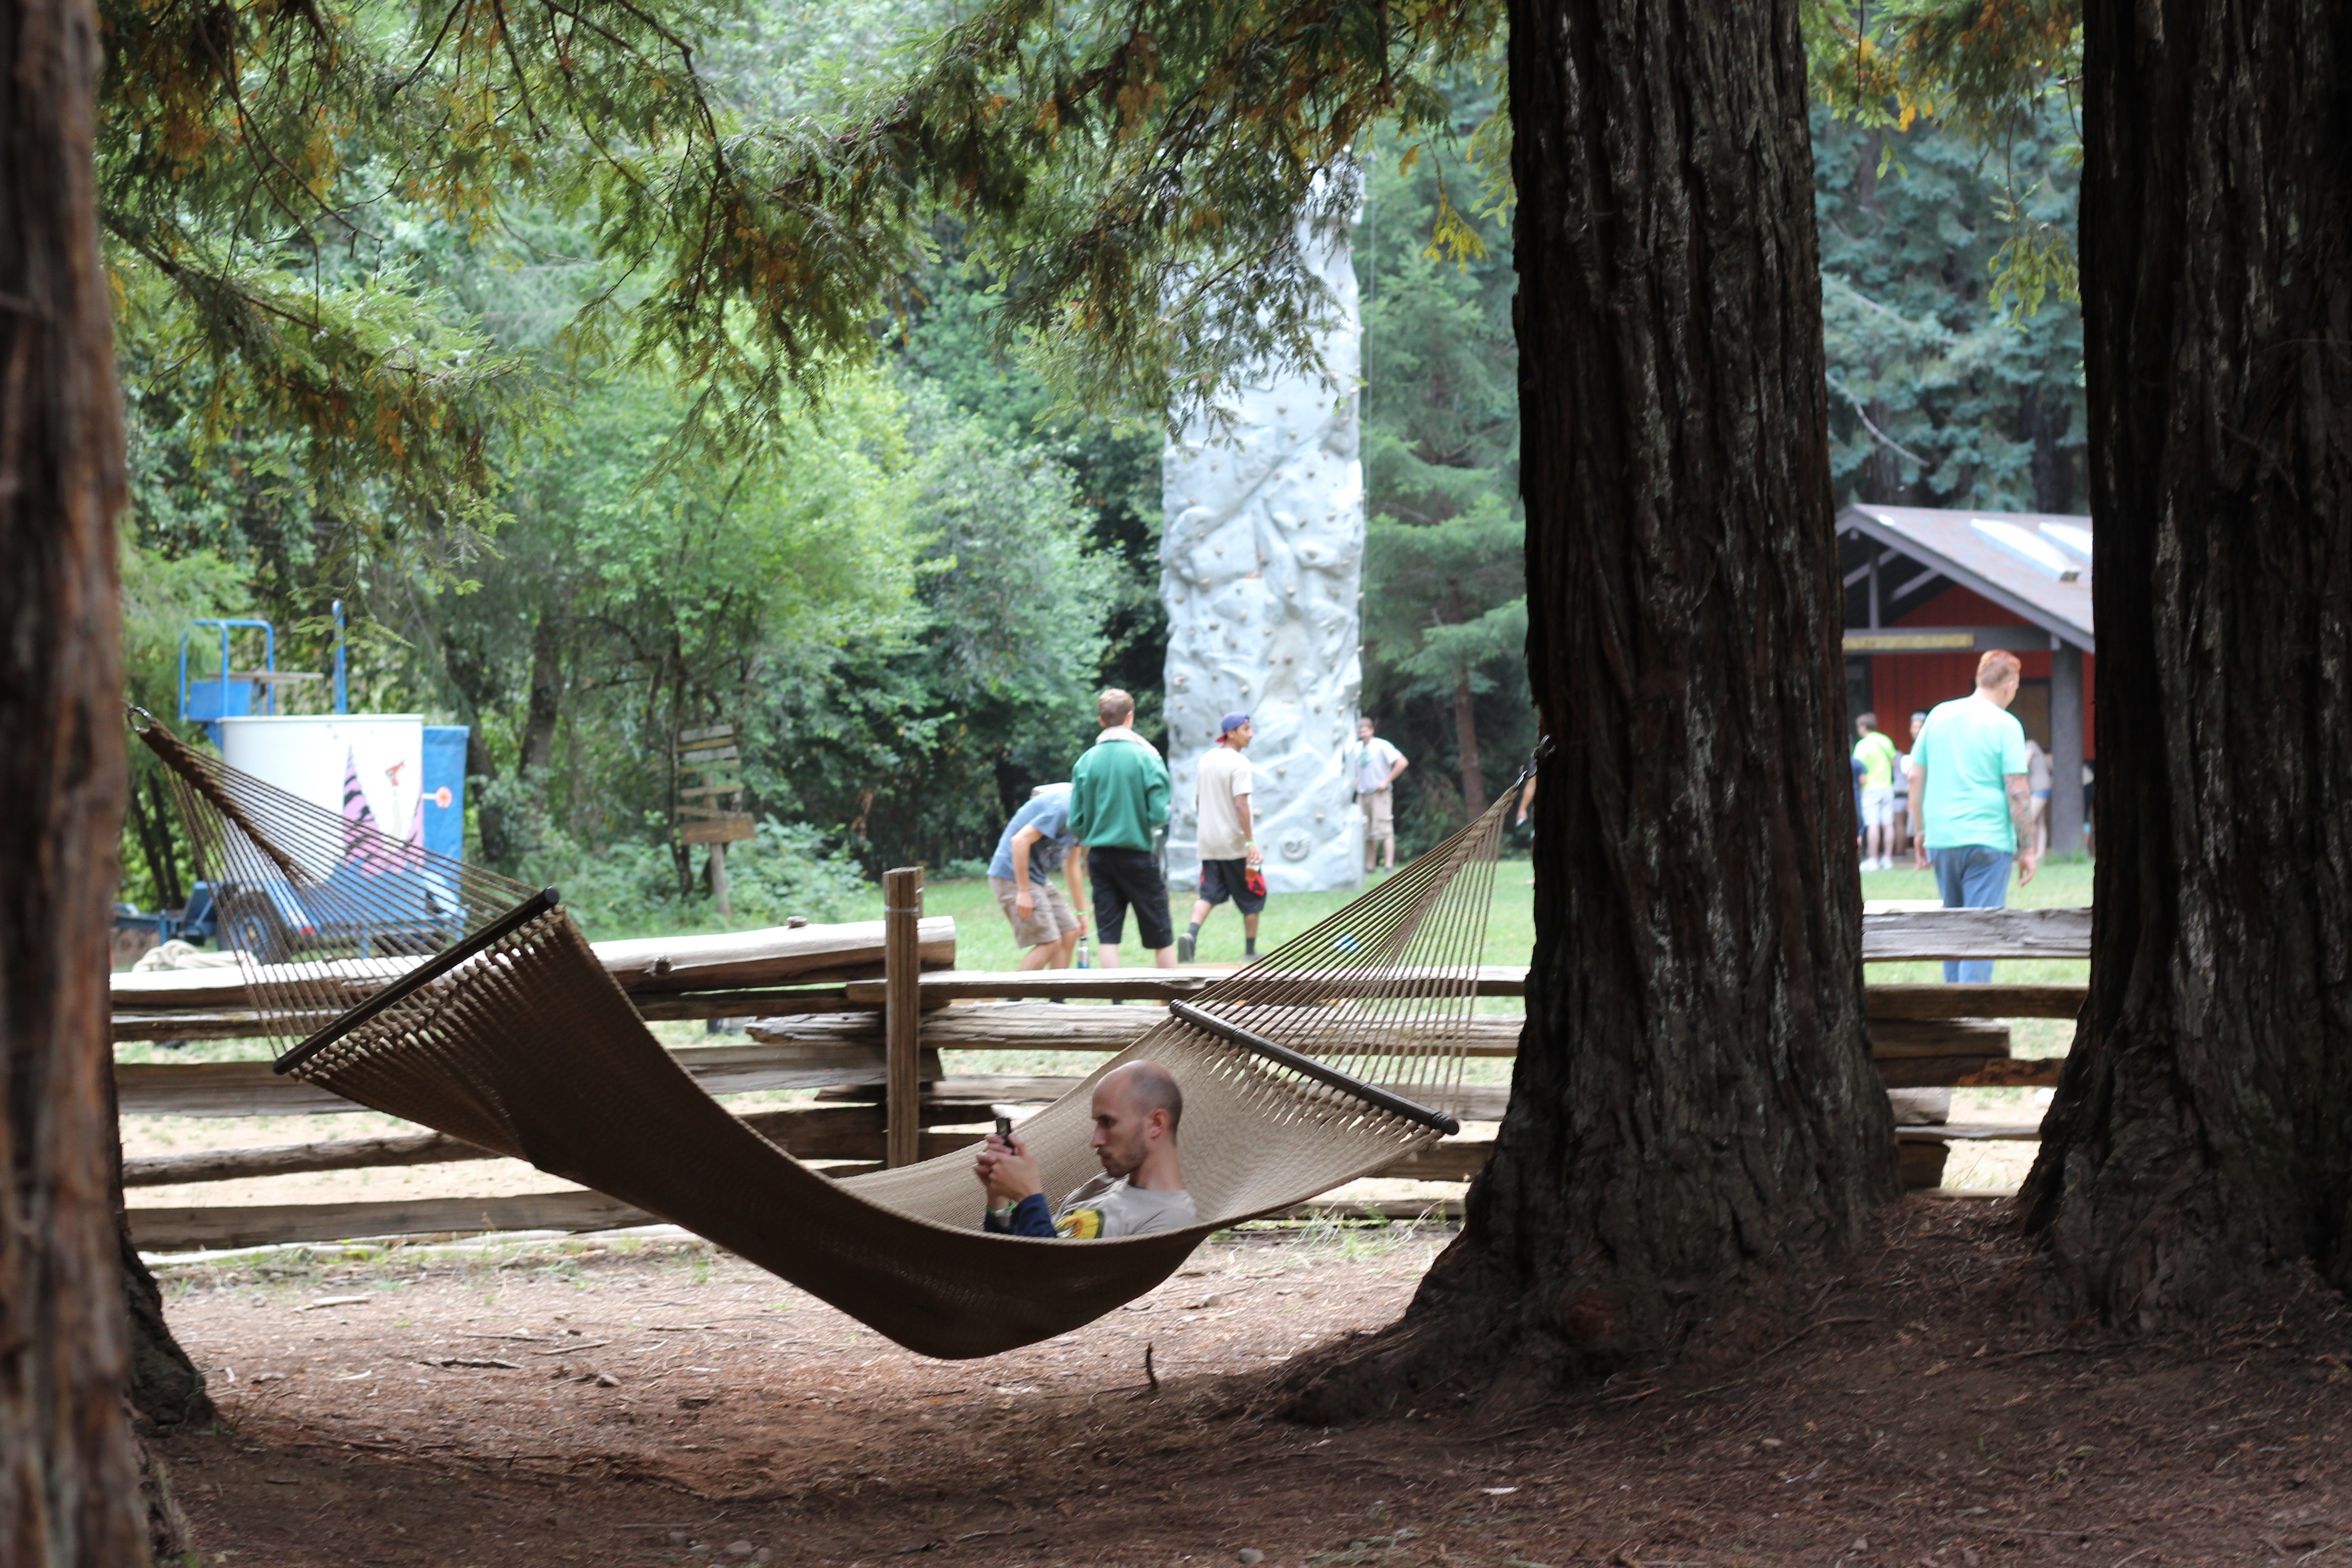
[1055,1208,1106,1240]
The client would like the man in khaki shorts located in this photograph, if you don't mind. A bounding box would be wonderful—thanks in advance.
[1352,716,1409,873]
[985,782,1087,969]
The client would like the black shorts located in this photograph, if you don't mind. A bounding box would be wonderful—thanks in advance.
[1088,846,1174,951]
[1197,858,1265,915]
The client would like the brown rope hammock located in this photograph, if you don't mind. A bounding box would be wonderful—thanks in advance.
[137,721,1513,1358]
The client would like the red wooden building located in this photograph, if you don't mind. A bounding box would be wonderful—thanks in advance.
[1838,505,2095,854]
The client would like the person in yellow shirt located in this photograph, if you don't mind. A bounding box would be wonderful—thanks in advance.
[1852,712,1902,870]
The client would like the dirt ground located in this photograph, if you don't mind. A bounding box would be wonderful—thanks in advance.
[151,1200,2351,1568]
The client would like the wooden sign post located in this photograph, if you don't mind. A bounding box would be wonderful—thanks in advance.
[883,867,924,1167]
[676,723,755,920]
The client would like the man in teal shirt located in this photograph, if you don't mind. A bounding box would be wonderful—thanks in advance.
[1907,650,2040,982]
[1068,688,1176,969]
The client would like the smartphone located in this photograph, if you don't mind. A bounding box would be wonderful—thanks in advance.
[991,1102,1022,1143]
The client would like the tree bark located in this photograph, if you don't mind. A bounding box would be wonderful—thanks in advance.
[106,1074,213,1432]
[1290,0,1892,1415]
[520,611,563,773]
[0,0,155,1554]
[1451,666,1487,822]
[2018,0,2352,1320]
[1449,585,1489,820]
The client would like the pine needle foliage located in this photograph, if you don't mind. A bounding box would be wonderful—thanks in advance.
[792,0,1505,426]
[1805,0,2082,314]
[101,0,1503,530]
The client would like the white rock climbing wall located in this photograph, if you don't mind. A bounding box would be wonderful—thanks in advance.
[1161,216,1365,894]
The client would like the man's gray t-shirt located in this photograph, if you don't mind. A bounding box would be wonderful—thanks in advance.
[1052,1174,1198,1239]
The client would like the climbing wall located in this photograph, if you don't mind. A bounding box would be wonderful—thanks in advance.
[1161,213,1365,894]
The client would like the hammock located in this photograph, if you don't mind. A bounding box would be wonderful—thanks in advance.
[138,722,1513,1358]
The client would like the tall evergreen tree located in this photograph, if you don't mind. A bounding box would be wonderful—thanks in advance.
[2018,0,2352,1318]
[0,0,159,1555]
[1358,121,1533,840]
[1813,107,2086,514]
[1330,0,1892,1395]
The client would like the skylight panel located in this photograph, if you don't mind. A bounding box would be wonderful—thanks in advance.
[2040,522,2094,562]
[1972,518,2082,581]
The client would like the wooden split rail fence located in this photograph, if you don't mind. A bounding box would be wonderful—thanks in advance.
[113,891,2088,1252]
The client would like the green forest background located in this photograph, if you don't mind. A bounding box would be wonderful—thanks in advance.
[115,6,2084,939]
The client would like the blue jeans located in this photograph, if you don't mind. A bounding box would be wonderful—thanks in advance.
[1931,844,2014,983]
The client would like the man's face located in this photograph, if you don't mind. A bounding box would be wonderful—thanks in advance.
[1089,1084,1159,1178]
[1910,716,1926,743]
[1856,719,1871,739]
[1357,719,1374,742]
[1226,720,1253,750]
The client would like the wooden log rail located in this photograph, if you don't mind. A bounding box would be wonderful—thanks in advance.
[118,906,2090,1248]
[109,917,957,1042]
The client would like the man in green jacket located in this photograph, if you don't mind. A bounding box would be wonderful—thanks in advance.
[1068,689,1176,969]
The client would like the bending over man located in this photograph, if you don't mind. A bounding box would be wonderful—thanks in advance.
[986,781,1086,970]
[976,1061,1198,1238]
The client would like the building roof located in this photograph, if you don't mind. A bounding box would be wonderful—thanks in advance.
[1838,505,2094,651]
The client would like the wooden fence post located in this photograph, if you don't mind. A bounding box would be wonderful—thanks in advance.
[883,867,924,1167]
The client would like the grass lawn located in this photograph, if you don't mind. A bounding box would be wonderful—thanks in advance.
[855,851,2087,984]
[831,859,1542,976]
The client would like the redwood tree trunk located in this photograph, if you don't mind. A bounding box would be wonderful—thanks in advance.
[520,611,563,772]
[107,1075,213,1432]
[1446,585,1489,821]
[0,0,152,1553]
[1292,0,1891,1411]
[1451,672,1488,822]
[2018,0,2352,1319]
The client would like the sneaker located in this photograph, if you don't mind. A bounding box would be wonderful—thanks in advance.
[1176,932,1196,963]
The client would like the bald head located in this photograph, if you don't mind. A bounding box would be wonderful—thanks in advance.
[1098,1060,1183,1135]
[1088,1060,1186,1187]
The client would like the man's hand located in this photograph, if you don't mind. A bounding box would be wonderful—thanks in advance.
[1009,824,1044,917]
[2004,772,2036,883]
[980,1134,1044,1207]
[1245,840,1264,868]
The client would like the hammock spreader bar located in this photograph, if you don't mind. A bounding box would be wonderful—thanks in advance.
[272,887,561,1076]
[1167,999,1462,1136]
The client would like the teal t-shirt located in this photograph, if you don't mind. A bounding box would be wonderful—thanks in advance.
[1913,695,2029,852]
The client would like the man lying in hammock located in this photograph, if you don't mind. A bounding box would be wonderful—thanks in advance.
[976,1061,1199,1239]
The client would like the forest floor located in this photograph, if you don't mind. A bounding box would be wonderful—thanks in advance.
[154,1199,2349,1568]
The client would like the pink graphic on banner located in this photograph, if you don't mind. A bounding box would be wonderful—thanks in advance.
[340,748,423,874]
